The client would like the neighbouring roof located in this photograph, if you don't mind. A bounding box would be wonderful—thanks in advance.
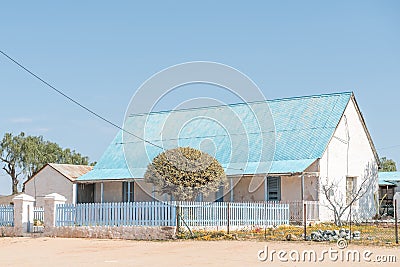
[24,163,93,184]
[378,172,400,186]
[48,163,93,181]
[78,92,353,182]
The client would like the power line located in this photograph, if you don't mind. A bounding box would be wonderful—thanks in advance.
[377,144,400,151]
[0,50,164,150]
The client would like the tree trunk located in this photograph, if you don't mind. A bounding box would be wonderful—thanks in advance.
[12,180,18,195]
[334,210,343,226]
[10,166,19,195]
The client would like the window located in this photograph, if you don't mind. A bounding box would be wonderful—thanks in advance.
[122,181,134,202]
[267,177,281,201]
[346,177,357,205]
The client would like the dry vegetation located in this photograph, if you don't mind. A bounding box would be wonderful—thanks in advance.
[177,223,399,246]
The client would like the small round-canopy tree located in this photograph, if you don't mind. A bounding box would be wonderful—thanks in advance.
[144,147,227,201]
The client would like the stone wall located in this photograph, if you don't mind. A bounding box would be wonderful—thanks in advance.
[0,226,18,237]
[44,226,176,240]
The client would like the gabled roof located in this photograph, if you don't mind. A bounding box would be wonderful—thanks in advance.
[48,163,93,181]
[78,92,353,181]
[24,163,93,184]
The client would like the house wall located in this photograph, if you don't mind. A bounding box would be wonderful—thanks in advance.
[319,97,378,222]
[281,176,301,201]
[104,182,123,202]
[270,175,319,202]
[304,176,319,201]
[94,182,123,203]
[132,180,221,202]
[94,183,101,202]
[134,180,155,202]
[229,175,265,202]
[25,166,74,206]
[131,176,266,202]
[223,174,319,203]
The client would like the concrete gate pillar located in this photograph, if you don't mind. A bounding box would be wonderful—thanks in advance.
[12,194,35,235]
[44,193,67,231]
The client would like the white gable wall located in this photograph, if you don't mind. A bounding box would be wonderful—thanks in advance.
[319,97,378,222]
[25,166,74,206]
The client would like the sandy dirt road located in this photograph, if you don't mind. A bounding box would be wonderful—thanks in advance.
[0,237,398,267]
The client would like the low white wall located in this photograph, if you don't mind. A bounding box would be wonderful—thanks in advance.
[45,226,176,240]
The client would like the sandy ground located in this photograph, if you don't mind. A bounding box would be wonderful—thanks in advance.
[0,238,398,267]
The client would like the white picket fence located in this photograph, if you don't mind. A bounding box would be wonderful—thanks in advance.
[281,201,319,222]
[56,201,290,227]
[178,201,289,227]
[56,202,175,227]
[0,205,14,226]
[304,201,319,221]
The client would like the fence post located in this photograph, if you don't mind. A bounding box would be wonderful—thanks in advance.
[227,202,230,234]
[303,202,307,240]
[43,193,67,232]
[264,202,267,240]
[176,203,180,235]
[12,194,35,235]
[349,204,352,244]
[395,199,398,244]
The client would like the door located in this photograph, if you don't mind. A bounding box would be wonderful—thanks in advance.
[77,183,95,203]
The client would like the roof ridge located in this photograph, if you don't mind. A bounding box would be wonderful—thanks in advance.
[48,163,92,167]
[128,91,353,117]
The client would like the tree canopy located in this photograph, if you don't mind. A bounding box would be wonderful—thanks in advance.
[0,132,91,194]
[379,157,397,172]
[144,147,227,201]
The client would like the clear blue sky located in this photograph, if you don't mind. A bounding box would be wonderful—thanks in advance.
[0,1,399,195]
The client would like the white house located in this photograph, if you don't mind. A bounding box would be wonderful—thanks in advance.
[73,92,379,222]
[317,93,379,221]
[24,163,92,206]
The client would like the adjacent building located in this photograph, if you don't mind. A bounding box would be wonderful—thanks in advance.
[24,163,92,206]
[378,171,400,216]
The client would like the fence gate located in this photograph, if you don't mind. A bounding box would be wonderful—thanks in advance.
[33,207,44,233]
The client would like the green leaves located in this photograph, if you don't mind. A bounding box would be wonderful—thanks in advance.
[379,157,397,172]
[0,132,90,193]
[144,147,227,201]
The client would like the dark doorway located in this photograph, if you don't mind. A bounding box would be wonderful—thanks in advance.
[77,183,95,203]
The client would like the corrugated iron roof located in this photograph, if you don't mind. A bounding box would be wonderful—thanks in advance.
[48,163,93,181]
[378,172,400,186]
[77,92,352,181]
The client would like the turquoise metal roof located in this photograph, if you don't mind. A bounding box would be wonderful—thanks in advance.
[77,92,352,181]
[378,172,400,186]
